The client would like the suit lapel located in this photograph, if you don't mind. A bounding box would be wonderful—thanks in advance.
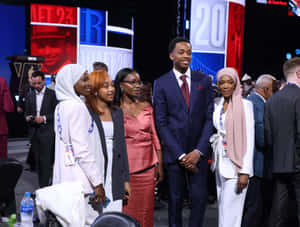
[110,107,118,144]
[189,70,204,114]
[190,71,198,114]
[253,93,265,106]
[32,90,37,116]
[40,88,48,115]
[168,71,188,112]
[87,107,108,182]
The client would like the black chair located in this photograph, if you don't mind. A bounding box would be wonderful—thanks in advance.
[0,158,23,217]
[91,212,140,227]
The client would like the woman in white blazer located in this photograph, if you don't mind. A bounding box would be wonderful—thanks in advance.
[210,67,254,227]
[53,64,105,226]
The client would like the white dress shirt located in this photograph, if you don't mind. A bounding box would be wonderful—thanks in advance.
[173,67,191,92]
[36,86,46,116]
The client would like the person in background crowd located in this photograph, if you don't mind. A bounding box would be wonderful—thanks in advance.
[53,64,105,226]
[0,77,14,158]
[139,81,153,104]
[241,74,275,227]
[18,67,37,171]
[47,74,56,91]
[17,66,35,114]
[241,73,255,97]
[93,62,108,72]
[265,57,300,227]
[153,37,214,227]
[114,68,163,227]
[210,67,254,227]
[25,71,57,188]
[85,70,131,212]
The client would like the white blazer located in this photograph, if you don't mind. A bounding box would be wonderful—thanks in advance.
[53,100,104,194]
[210,97,254,178]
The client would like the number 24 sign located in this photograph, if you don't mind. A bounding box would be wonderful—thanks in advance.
[190,0,227,53]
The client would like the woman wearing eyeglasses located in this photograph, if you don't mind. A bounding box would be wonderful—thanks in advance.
[114,68,163,227]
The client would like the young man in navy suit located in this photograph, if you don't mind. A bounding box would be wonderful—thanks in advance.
[153,37,214,227]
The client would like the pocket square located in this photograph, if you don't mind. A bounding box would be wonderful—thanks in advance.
[198,84,203,90]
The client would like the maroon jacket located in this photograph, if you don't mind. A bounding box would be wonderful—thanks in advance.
[0,77,14,135]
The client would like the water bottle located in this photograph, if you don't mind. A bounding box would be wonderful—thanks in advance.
[20,192,34,227]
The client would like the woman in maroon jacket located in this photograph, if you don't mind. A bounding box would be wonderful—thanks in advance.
[0,77,14,158]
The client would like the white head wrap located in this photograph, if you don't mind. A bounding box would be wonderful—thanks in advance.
[55,64,86,102]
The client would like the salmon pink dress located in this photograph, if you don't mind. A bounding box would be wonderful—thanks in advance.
[122,105,161,227]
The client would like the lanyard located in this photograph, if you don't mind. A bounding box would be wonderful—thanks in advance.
[56,104,94,143]
[219,105,228,153]
[220,105,224,131]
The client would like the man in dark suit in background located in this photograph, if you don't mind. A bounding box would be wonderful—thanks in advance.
[242,74,275,227]
[153,37,214,227]
[25,71,57,188]
[265,57,300,227]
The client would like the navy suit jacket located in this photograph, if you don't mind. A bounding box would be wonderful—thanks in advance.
[247,92,268,178]
[153,69,214,164]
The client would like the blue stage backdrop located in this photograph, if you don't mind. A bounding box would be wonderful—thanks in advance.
[0,4,26,85]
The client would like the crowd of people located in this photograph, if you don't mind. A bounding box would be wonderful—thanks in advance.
[1,36,300,227]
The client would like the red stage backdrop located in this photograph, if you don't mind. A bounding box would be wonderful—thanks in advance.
[226,2,245,76]
[30,4,77,75]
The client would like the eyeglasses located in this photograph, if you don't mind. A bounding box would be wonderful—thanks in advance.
[122,80,143,86]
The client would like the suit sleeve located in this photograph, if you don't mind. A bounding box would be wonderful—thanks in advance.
[240,101,255,176]
[248,97,265,149]
[69,103,102,187]
[45,91,58,123]
[295,96,300,156]
[118,109,130,182]
[195,80,214,158]
[264,102,273,151]
[153,80,185,160]
[25,93,34,118]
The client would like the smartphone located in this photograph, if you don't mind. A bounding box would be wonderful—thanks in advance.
[89,193,111,208]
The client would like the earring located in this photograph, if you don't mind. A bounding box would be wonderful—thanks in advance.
[94,92,98,96]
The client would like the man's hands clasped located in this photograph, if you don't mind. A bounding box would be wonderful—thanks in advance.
[90,184,105,205]
[179,150,201,173]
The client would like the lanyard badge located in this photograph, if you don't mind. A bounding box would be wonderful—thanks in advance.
[65,144,75,166]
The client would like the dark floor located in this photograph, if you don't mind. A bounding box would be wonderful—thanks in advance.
[8,138,218,227]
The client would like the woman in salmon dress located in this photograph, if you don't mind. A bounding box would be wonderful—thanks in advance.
[114,68,163,227]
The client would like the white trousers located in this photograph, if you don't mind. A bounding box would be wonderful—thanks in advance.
[215,169,248,227]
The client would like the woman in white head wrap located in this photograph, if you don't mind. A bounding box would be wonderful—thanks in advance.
[53,64,105,225]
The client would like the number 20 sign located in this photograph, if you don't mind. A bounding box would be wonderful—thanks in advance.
[190,0,227,53]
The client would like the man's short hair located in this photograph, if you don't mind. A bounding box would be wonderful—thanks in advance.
[168,37,191,54]
[283,57,300,79]
[255,74,275,89]
[32,71,45,80]
[93,62,108,72]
